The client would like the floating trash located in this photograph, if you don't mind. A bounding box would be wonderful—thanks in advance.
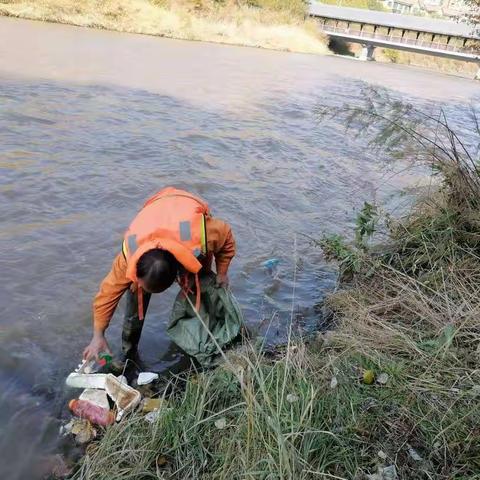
[377,373,389,385]
[262,258,281,278]
[363,370,375,385]
[137,372,159,385]
[142,398,165,413]
[262,258,280,273]
[214,417,227,429]
[69,399,115,427]
[79,388,110,410]
[65,356,110,389]
[105,374,141,421]
[377,450,387,460]
[145,410,161,424]
[407,445,423,462]
[65,372,107,389]
[69,418,97,444]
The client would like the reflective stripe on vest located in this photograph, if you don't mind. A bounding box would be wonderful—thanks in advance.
[200,214,207,255]
[122,234,138,259]
[122,216,207,260]
[178,215,207,257]
[179,221,192,242]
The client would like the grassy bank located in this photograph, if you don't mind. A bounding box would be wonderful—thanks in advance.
[0,0,329,54]
[70,95,480,479]
[378,48,479,78]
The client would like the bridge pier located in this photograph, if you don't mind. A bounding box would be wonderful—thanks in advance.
[359,44,376,61]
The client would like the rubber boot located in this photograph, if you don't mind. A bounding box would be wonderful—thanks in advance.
[121,288,151,360]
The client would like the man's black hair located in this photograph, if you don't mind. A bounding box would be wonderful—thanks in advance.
[136,249,178,293]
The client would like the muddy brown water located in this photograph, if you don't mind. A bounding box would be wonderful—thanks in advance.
[0,17,478,479]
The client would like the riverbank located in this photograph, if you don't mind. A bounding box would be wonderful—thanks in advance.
[373,48,478,78]
[1,2,477,78]
[328,40,479,79]
[69,97,480,479]
[0,0,329,54]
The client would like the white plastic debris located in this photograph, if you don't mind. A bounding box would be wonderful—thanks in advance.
[382,465,398,480]
[79,388,110,410]
[76,359,92,373]
[330,376,338,389]
[377,450,387,460]
[214,417,227,429]
[407,445,423,462]
[137,372,159,385]
[105,374,141,421]
[65,358,109,388]
[65,373,107,389]
[81,362,95,374]
[367,465,397,480]
[145,410,161,424]
[377,373,389,385]
[60,419,75,437]
[286,393,299,403]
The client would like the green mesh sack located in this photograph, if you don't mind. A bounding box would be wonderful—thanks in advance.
[168,272,244,366]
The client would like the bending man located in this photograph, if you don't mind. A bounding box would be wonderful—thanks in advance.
[83,187,236,361]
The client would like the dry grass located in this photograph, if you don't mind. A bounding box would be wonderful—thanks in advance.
[73,259,480,479]
[0,0,329,54]
[329,262,480,359]
[320,260,480,478]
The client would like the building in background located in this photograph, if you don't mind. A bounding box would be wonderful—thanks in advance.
[383,0,417,14]
[379,0,472,18]
[440,0,471,19]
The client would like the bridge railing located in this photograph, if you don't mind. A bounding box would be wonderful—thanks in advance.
[319,24,478,55]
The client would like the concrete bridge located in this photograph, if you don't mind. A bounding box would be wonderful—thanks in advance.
[309,3,479,76]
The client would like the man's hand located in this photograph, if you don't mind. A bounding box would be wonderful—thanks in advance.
[216,272,229,288]
[83,332,111,361]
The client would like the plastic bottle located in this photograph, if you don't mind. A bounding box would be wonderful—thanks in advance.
[75,352,113,374]
[69,399,115,426]
[98,352,112,367]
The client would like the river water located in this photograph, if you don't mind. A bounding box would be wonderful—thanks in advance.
[0,17,478,479]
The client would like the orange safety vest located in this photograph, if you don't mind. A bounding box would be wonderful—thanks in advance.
[122,187,210,319]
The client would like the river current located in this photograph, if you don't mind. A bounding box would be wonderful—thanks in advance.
[0,17,478,479]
